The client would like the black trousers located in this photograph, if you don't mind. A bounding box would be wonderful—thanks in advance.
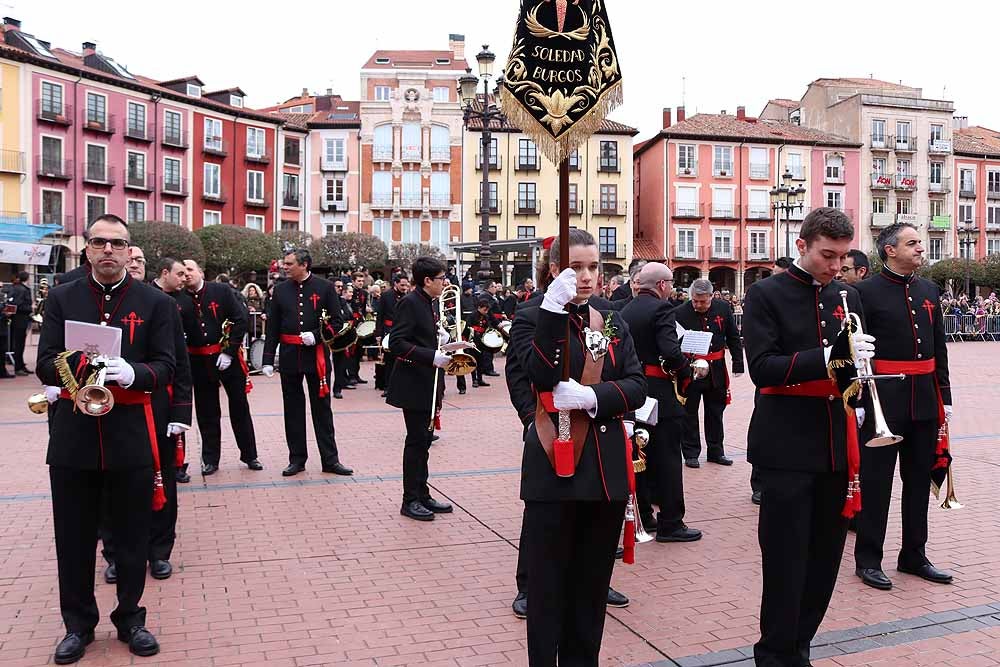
[754,468,848,667]
[280,370,340,467]
[482,350,496,374]
[332,351,349,392]
[402,409,433,504]
[522,500,625,667]
[681,384,728,461]
[12,321,28,370]
[854,419,937,570]
[348,348,361,381]
[50,466,152,634]
[0,332,10,377]
[191,357,257,466]
[643,416,686,534]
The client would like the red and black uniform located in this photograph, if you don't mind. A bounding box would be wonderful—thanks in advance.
[263,274,345,468]
[347,287,368,382]
[375,285,404,390]
[176,281,257,468]
[853,268,951,573]
[462,310,490,385]
[674,298,744,462]
[37,274,176,637]
[742,262,863,667]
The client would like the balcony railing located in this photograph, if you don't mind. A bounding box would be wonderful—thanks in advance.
[672,202,705,218]
[476,199,502,214]
[555,199,584,215]
[203,137,228,156]
[320,197,349,212]
[246,149,271,164]
[671,244,702,261]
[35,157,73,180]
[33,211,74,234]
[928,177,952,194]
[82,112,116,134]
[321,156,348,171]
[746,206,772,221]
[515,200,541,215]
[593,201,627,216]
[870,172,893,189]
[401,146,421,162]
[245,191,271,208]
[516,158,540,172]
[82,163,114,186]
[824,170,846,185]
[0,211,28,228]
[124,122,154,142]
[430,146,450,163]
[162,130,189,149]
[399,194,423,209]
[600,244,627,259]
[712,162,734,177]
[282,192,301,208]
[894,173,917,190]
[959,182,976,198]
[749,163,770,180]
[710,245,738,261]
[371,193,393,208]
[202,187,227,204]
[870,134,890,150]
[745,248,772,262]
[37,101,72,125]
[895,135,917,152]
[710,205,738,220]
[871,212,894,228]
[598,160,620,173]
[373,144,393,161]
[787,165,806,180]
[677,160,698,176]
[988,187,1000,201]
[475,154,501,170]
[0,149,25,174]
[123,169,153,192]
[429,193,452,208]
[928,139,952,154]
[162,177,188,197]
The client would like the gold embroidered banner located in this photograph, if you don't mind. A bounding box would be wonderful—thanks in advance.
[500,0,623,165]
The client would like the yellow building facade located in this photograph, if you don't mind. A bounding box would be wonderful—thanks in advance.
[0,60,26,217]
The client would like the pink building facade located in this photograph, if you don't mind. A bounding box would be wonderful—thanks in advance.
[953,126,1000,266]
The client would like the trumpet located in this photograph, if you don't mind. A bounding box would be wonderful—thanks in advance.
[838,291,903,448]
[76,363,114,416]
[429,285,476,432]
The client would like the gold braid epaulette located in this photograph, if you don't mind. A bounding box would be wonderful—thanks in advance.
[54,350,80,402]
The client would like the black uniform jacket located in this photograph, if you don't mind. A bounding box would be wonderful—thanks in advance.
[8,282,32,327]
[619,291,691,419]
[854,269,950,426]
[511,302,647,502]
[38,275,177,470]
[176,281,247,358]
[611,282,632,301]
[151,282,193,428]
[386,287,443,411]
[743,264,863,473]
[349,289,368,324]
[263,274,342,374]
[375,287,402,339]
[674,298,745,392]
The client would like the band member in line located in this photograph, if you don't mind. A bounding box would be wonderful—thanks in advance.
[330,279,350,399]
[386,256,464,521]
[349,272,369,385]
[835,249,871,285]
[675,278,744,468]
[853,222,954,591]
[742,208,874,667]
[262,250,353,477]
[463,298,493,389]
[621,263,703,542]
[39,215,176,663]
[177,260,260,474]
[376,273,409,398]
[509,229,646,665]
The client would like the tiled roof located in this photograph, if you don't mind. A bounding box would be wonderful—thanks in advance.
[270,112,312,132]
[632,238,665,261]
[768,98,800,108]
[465,99,637,136]
[954,127,1000,157]
[811,77,918,92]
[306,102,361,127]
[205,87,247,97]
[363,49,469,70]
[659,113,857,146]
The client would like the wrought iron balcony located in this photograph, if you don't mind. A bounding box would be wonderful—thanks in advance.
[516,158,540,172]
[0,149,25,174]
[371,193,393,208]
[745,206,772,221]
[399,194,423,209]
[37,100,72,125]
[928,139,952,154]
[671,244,702,261]
[475,154,501,170]
[593,201,627,216]
[710,205,738,220]
[282,192,301,209]
[710,245,738,261]
[928,177,952,194]
[202,187,227,204]
[476,199,502,215]
[36,157,73,180]
[401,146,422,162]
[894,135,917,152]
[600,244,627,259]
[712,162,734,178]
[555,199,584,215]
[959,182,976,198]
[744,248,772,262]
[82,112,116,134]
[988,187,1000,201]
[429,194,452,208]
[320,156,348,171]
[245,191,271,208]
[824,170,846,185]
[245,148,271,164]
[749,163,770,180]
[373,144,393,162]
[123,169,153,192]
[82,163,114,186]
[871,172,893,189]
[320,197,349,212]
[430,146,451,163]
[894,174,917,191]
[124,122,154,143]
[598,159,620,173]
[162,130,189,149]
[672,202,704,218]
[870,134,890,150]
[33,211,74,234]
[677,160,698,177]
[203,137,228,157]
[162,177,189,197]
[515,200,541,215]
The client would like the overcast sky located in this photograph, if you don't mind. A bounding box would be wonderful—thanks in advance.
[14,0,1000,142]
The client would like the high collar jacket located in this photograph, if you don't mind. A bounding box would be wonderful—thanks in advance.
[854,270,950,425]
[37,275,177,470]
[262,275,343,374]
[674,298,745,390]
[742,265,863,473]
[150,282,192,429]
[619,292,690,418]
[385,288,442,412]
[376,288,404,338]
[176,281,247,358]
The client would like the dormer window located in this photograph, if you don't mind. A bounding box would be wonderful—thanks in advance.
[230,95,244,108]
[375,57,390,65]
[435,58,451,65]
[186,83,201,98]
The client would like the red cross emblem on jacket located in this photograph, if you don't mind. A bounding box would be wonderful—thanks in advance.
[922,299,936,323]
[310,293,321,309]
[714,315,725,330]
[832,305,846,322]
[207,301,219,319]
[121,311,144,344]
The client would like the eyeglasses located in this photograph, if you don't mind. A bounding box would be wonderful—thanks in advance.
[128,257,147,265]
[840,266,856,273]
[430,275,447,282]
[87,237,129,250]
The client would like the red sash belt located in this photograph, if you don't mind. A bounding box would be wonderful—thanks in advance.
[644,364,670,379]
[696,349,726,362]
[59,386,166,511]
[760,379,861,518]
[280,334,329,397]
[872,358,934,375]
[188,344,222,356]
[383,319,393,327]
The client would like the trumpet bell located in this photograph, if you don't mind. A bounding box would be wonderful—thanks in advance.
[76,384,115,416]
[864,408,904,448]
[444,352,477,377]
[634,519,655,544]
[27,393,49,414]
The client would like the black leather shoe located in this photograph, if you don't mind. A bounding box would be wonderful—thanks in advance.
[54,631,94,664]
[201,463,218,476]
[856,567,893,590]
[458,388,466,395]
[707,455,734,466]
[684,458,701,468]
[640,514,657,533]
[751,491,762,505]
[104,563,117,584]
[150,559,172,580]
[472,380,480,388]
[343,384,356,390]
[246,459,263,471]
[606,587,629,608]
[117,626,160,657]
[615,546,624,559]
[484,371,500,377]
[422,497,453,513]
[430,434,440,442]
[175,469,191,484]
[479,380,491,387]
[282,463,306,477]
[333,391,344,399]
[656,524,702,543]
[322,462,353,476]
[401,500,434,521]
[898,563,953,584]
[16,368,30,376]
[512,592,527,619]
[355,378,368,384]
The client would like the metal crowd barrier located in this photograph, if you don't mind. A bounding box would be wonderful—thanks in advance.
[733,312,1000,342]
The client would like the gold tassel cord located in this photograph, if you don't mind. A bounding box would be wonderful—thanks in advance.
[54,351,81,402]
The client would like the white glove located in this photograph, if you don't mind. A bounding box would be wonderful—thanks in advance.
[167,422,190,436]
[216,352,232,371]
[944,405,953,422]
[851,332,876,365]
[541,268,577,313]
[624,420,635,439]
[437,328,450,346]
[102,357,135,388]
[300,331,316,346]
[44,385,61,403]
[855,407,866,428]
[262,365,275,377]
[553,379,598,413]
[433,351,451,369]
[441,341,473,353]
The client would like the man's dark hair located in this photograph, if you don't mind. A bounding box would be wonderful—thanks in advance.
[157,257,179,277]
[216,273,230,283]
[476,297,491,309]
[286,249,311,270]
[88,213,129,231]
[412,256,447,288]
[875,222,918,262]
[846,249,870,276]
[799,207,854,245]
[392,272,409,285]
[775,256,793,270]
[539,229,597,288]
[16,271,28,282]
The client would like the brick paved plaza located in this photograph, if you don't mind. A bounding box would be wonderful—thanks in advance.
[1,341,999,666]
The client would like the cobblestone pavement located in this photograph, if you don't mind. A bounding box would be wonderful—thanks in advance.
[0,342,998,666]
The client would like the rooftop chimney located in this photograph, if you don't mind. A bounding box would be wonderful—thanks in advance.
[662,107,672,129]
[677,106,686,123]
[736,106,746,121]
[82,41,96,57]
[2,17,20,32]
[449,33,465,62]
[326,88,333,96]
[301,87,309,97]
[721,109,727,116]
[953,116,969,130]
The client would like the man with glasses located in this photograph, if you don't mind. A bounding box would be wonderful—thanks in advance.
[38,214,177,662]
[835,249,871,286]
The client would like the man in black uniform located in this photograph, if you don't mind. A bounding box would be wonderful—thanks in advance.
[854,222,953,591]
[480,281,503,376]
[676,278,744,467]
[387,256,460,521]
[375,273,408,397]
[835,249,871,286]
[742,208,874,667]
[178,259,260,475]
[262,250,353,477]
[8,271,33,374]
[38,214,176,663]
[620,262,703,542]
[349,272,369,384]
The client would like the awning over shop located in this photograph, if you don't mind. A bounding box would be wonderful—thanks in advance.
[0,213,63,244]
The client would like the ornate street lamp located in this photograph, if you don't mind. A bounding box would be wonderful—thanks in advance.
[770,169,806,258]
[959,222,977,296]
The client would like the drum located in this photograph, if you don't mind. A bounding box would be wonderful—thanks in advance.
[249,338,266,372]
[355,319,377,340]
[382,333,391,351]
[497,320,513,340]
[480,328,504,353]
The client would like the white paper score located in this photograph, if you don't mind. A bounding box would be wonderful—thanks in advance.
[65,320,122,358]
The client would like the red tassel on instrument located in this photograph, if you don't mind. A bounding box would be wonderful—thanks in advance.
[622,425,637,564]
[238,350,253,394]
[553,438,574,477]
[841,407,862,518]
[434,413,442,431]
[174,433,185,468]
[152,471,167,511]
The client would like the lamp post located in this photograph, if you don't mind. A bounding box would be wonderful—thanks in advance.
[770,169,807,258]
[959,222,976,296]
[459,45,502,288]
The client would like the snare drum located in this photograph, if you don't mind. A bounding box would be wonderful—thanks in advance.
[480,328,505,353]
[355,319,377,340]
[497,320,513,340]
[381,333,391,351]
[249,338,266,372]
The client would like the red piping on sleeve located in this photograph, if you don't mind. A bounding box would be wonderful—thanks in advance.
[782,352,799,385]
